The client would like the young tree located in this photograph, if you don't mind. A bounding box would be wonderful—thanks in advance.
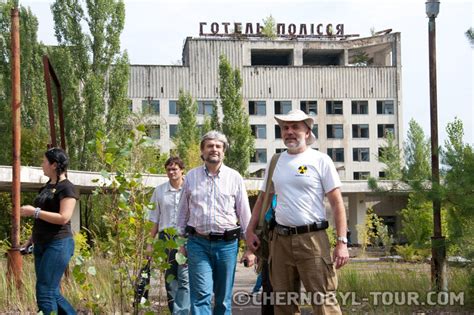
[443,118,474,259]
[210,100,221,131]
[219,55,255,176]
[0,1,49,165]
[261,15,277,39]
[49,0,129,171]
[173,90,201,169]
[404,119,431,181]
[378,131,403,180]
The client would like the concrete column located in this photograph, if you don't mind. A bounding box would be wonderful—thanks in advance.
[348,193,367,245]
[71,199,80,233]
[293,48,303,66]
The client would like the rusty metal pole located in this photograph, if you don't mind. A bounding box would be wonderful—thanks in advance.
[426,0,447,291]
[7,5,23,289]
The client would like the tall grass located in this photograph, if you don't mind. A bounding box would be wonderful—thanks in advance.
[1,258,471,313]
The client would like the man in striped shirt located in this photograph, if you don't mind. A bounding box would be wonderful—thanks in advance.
[177,130,254,314]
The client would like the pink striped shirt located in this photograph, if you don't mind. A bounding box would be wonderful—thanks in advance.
[176,164,251,237]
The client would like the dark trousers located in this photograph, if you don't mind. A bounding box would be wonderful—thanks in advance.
[261,261,274,315]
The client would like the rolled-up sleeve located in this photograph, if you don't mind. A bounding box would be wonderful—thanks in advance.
[235,177,251,237]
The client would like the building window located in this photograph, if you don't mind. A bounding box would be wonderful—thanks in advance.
[274,101,292,115]
[300,100,317,115]
[312,124,318,139]
[169,100,179,115]
[197,100,214,115]
[251,149,267,163]
[146,125,160,139]
[377,100,394,114]
[327,148,344,162]
[351,100,368,114]
[379,171,386,178]
[142,99,160,115]
[169,124,178,138]
[353,148,370,162]
[352,124,369,138]
[326,100,343,115]
[275,125,281,139]
[353,171,370,180]
[251,125,267,139]
[377,124,395,138]
[275,148,286,154]
[249,101,266,115]
[327,124,344,139]
[128,99,133,112]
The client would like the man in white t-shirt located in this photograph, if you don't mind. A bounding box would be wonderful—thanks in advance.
[246,109,349,315]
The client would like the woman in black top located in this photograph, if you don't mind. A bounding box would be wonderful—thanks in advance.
[20,147,78,315]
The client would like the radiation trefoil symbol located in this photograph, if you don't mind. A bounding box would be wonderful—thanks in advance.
[298,165,308,174]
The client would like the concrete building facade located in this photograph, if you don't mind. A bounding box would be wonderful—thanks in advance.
[128,32,402,180]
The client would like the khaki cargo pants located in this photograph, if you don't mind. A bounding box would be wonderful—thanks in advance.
[269,229,342,315]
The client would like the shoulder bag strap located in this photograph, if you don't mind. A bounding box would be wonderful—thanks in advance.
[257,153,281,230]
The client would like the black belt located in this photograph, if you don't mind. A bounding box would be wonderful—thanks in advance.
[186,225,240,241]
[275,221,329,236]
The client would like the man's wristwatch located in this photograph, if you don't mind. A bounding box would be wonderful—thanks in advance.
[337,236,348,244]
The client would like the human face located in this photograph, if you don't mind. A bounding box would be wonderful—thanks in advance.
[201,139,225,165]
[41,156,56,178]
[281,121,309,153]
[165,163,183,181]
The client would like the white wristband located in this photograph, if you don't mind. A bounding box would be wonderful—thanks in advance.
[34,207,41,219]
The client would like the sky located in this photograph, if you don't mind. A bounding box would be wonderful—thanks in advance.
[20,0,474,145]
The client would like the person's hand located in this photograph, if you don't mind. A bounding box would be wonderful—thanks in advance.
[145,244,153,258]
[178,245,187,257]
[20,205,35,217]
[333,242,349,269]
[245,231,260,253]
[240,249,256,267]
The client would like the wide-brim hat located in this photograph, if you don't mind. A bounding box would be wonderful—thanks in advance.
[275,109,316,145]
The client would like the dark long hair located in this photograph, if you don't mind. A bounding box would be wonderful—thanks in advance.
[44,147,69,187]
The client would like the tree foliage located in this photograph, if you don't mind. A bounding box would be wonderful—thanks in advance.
[443,118,474,258]
[378,131,403,180]
[404,119,431,181]
[219,55,254,175]
[0,1,49,166]
[49,0,129,171]
[261,15,277,39]
[173,90,201,170]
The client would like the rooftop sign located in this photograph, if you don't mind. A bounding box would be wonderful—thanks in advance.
[199,22,357,38]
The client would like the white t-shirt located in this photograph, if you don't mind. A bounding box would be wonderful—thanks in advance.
[261,149,341,226]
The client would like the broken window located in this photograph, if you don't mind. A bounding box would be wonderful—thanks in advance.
[251,125,267,139]
[169,124,178,138]
[142,99,160,115]
[275,101,292,115]
[377,124,395,138]
[197,101,214,115]
[327,148,344,162]
[353,148,370,162]
[353,171,370,180]
[300,100,317,115]
[377,100,394,114]
[274,125,281,139]
[327,124,344,139]
[249,101,266,115]
[326,101,343,115]
[251,149,267,163]
[352,100,368,114]
[352,124,369,138]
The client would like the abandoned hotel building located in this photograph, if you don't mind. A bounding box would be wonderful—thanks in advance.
[126,23,406,242]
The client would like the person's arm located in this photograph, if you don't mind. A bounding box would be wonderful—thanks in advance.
[245,192,265,252]
[326,188,349,269]
[20,198,76,225]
